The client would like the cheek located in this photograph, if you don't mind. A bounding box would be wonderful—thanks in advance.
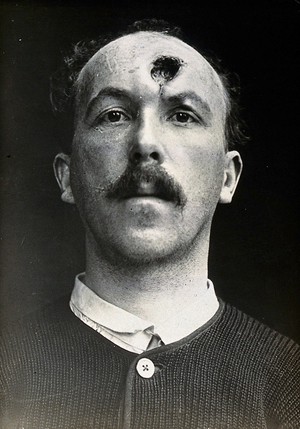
[188,160,225,209]
[71,130,129,187]
[171,133,226,196]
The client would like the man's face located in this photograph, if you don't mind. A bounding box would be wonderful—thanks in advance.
[60,32,241,263]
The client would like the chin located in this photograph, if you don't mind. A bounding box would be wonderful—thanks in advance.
[117,247,178,266]
[109,228,188,265]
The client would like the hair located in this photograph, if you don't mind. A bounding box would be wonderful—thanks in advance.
[50,19,249,152]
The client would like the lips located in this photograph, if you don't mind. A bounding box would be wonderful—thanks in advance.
[122,182,173,201]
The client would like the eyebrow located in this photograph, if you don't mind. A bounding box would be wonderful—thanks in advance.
[85,87,133,122]
[165,92,212,116]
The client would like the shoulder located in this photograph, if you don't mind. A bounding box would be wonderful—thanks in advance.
[0,296,94,380]
[216,302,300,425]
[1,295,74,346]
[216,301,299,355]
[194,300,300,393]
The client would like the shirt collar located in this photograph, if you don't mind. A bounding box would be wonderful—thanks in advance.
[70,273,219,351]
[71,274,153,333]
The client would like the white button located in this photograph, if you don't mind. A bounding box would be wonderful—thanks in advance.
[136,358,155,378]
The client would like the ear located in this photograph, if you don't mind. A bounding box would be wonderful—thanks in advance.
[219,150,243,204]
[53,153,75,204]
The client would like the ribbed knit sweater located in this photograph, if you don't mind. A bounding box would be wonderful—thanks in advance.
[0,297,299,429]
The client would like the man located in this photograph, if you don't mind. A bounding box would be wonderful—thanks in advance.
[1,19,299,429]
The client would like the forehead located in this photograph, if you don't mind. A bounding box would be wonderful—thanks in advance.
[76,32,227,115]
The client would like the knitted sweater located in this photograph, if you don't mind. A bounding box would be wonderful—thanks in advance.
[0,297,299,429]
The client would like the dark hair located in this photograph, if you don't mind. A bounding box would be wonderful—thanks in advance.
[50,19,249,152]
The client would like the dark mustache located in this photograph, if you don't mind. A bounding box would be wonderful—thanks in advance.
[105,164,187,207]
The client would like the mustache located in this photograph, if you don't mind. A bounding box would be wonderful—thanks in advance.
[103,164,187,207]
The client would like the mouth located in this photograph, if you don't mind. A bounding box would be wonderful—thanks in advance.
[122,184,173,202]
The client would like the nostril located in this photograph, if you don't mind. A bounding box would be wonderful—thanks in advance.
[151,152,159,161]
[131,151,160,163]
[134,152,142,162]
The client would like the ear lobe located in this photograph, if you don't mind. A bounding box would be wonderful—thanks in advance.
[219,150,243,204]
[53,153,75,205]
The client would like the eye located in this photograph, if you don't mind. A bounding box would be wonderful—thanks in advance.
[168,111,198,124]
[96,109,130,125]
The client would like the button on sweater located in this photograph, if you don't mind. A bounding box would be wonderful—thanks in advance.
[1,297,299,429]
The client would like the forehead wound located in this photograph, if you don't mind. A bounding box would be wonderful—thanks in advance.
[151,56,185,85]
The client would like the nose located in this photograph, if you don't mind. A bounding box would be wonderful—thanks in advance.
[129,110,165,165]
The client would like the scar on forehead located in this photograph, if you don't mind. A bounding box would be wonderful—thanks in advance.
[151,56,185,85]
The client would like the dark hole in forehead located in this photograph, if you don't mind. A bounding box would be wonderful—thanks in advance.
[151,56,184,85]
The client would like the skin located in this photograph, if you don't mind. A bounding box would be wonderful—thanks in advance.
[54,32,242,322]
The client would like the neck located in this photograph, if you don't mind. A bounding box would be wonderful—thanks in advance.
[84,234,211,325]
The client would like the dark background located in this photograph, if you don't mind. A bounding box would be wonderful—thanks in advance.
[1,0,299,342]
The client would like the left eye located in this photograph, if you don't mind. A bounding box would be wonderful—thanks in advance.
[169,112,196,123]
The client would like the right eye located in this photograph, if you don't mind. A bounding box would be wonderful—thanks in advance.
[97,109,130,124]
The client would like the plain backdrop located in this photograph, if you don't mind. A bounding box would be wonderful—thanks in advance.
[0,0,299,342]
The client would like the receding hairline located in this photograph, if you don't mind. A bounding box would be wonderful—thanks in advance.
[77,31,228,97]
[75,30,229,121]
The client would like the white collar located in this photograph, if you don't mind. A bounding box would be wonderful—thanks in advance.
[70,273,219,354]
